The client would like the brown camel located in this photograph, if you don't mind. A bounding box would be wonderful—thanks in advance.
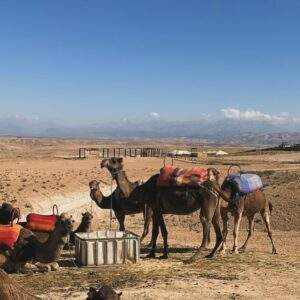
[69,212,93,244]
[101,158,223,260]
[87,285,122,300]
[89,180,147,232]
[0,269,39,300]
[216,180,277,254]
[0,213,75,273]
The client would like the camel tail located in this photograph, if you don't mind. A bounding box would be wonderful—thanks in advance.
[268,202,273,214]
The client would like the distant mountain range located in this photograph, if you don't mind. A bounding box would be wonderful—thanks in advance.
[0,116,299,145]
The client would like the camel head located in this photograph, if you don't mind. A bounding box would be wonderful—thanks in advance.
[87,285,122,300]
[81,212,93,226]
[101,158,124,178]
[207,168,220,183]
[89,180,100,191]
[54,213,75,244]
[219,177,238,202]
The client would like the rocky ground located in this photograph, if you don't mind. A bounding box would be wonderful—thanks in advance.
[0,137,299,299]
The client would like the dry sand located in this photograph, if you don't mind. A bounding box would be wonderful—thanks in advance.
[0,137,299,299]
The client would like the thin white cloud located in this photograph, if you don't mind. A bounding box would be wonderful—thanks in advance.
[221,108,287,122]
[149,112,160,118]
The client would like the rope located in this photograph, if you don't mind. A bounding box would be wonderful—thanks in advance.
[110,177,113,229]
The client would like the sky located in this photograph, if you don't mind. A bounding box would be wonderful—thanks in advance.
[0,0,299,125]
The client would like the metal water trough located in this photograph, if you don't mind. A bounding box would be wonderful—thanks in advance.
[75,230,140,266]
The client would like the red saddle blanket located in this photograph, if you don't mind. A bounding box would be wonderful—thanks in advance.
[0,224,22,248]
[26,214,57,232]
[157,165,208,186]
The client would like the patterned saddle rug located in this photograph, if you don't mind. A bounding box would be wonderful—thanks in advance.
[222,173,263,195]
[0,224,22,248]
[157,165,208,187]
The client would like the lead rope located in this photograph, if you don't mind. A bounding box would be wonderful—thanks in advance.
[110,177,113,229]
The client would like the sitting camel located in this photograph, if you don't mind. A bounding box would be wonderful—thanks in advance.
[87,285,122,300]
[0,203,20,225]
[101,157,223,260]
[216,180,277,254]
[0,213,74,273]
[0,269,39,299]
[69,211,93,244]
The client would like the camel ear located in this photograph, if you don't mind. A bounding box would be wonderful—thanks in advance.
[118,292,122,296]
[82,212,85,216]
[117,157,123,164]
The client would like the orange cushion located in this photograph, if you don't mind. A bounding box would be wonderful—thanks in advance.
[26,213,57,232]
[0,224,22,248]
[157,165,208,186]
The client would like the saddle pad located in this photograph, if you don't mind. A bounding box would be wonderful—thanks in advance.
[157,165,208,186]
[0,224,22,248]
[226,174,263,194]
[26,213,57,232]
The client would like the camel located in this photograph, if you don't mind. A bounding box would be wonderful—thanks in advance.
[216,180,277,254]
[69,211,93,244]
[0,269,39,300]
[87,285,122,300]
[101,157,223,260]
[89,180,147,232]
[0,213,74,273]
[0,203,20,225]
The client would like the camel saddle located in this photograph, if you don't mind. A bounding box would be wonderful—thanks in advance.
[0,224,22,248]
[157,165,208,187]
[223,173,263,195]
[26,204,58,232]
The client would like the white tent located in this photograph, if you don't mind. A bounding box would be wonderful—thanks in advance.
[215,150,228,156]
[169,150,191,156]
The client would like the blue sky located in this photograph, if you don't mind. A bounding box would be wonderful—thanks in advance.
[0,0,299,125]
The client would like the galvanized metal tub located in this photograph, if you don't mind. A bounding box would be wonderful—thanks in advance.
[75,230,140,266]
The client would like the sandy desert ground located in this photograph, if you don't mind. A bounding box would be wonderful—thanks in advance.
[0,137,299,299]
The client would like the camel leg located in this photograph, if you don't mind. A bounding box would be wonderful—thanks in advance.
[115,213,125,232]
[260,209,277,254]
[232,212,242,254]
[146,213,159,259]
[219,210,229,255]
[206,201,223,259]
[157,213,169,259]
[199,210,211,250]
[140,207,152,241]
[239,215,254,252]
[188,202,214,262]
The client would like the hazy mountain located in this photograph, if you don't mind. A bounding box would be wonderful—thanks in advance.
[0,116,299,145]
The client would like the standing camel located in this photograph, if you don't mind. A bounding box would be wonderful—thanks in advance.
[101,158,223,260]
[89,180,148,232]
[217,180,277,254]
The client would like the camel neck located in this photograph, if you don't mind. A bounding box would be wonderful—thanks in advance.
[91,188,113,209]
[114,170,132,198]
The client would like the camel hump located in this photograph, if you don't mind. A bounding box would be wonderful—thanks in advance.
[157,165,208,187]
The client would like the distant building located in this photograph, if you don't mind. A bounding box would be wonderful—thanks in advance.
[207,150,228,157]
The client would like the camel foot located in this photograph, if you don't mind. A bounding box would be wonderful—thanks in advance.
[145,251,156,259]
[199,246,209,251]
[204,253,214,259]
[158,253,168,260]
[146,242,153,250]
[50,262,60,271]
[36,262,52,272]
[238,246,246,253]
[219,249,226,256]
[231,248,239,254]
[272,248,278,255]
